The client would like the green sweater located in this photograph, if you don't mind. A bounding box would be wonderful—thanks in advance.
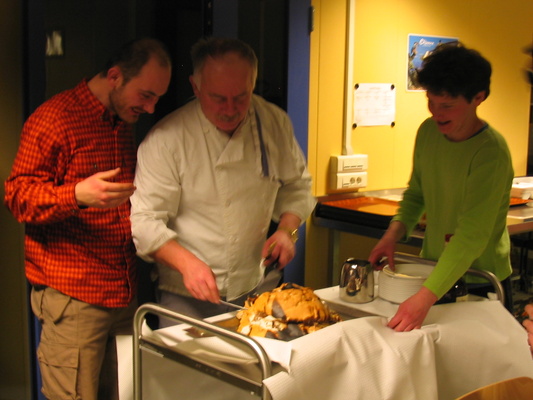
[393,118,514,298]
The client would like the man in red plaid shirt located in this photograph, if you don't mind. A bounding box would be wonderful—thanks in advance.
[4,38,171,400]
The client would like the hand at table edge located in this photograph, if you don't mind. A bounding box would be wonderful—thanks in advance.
[387,287,437,332]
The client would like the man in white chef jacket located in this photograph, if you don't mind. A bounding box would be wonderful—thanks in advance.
[131,37,315,325]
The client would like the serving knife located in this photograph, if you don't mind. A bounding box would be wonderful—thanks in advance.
[219,300,246,310]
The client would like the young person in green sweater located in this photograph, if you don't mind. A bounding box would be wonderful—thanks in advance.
[369,43,514,332]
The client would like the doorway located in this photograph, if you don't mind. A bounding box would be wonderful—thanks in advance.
[24,1,310,398]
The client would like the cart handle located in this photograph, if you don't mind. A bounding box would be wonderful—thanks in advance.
[133,302,272,400]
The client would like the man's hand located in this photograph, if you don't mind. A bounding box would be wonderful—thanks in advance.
[180,258,220,303]
[75,168,135,208]
[263,213,301,269]
[152,240,221,303]
[262,230,295,269]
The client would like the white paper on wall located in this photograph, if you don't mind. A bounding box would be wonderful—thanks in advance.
[353,83,396,127]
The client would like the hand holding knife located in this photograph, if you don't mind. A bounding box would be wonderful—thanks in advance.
[221,242,282,309]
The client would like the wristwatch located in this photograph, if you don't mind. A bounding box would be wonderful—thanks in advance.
[278,227,299,243]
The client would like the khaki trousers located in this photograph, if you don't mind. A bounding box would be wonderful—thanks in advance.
[31,287,137,400]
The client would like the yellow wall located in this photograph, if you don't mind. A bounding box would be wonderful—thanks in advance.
[306,0,533,289]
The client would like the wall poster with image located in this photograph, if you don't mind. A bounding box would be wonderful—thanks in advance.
[407,34,459,91]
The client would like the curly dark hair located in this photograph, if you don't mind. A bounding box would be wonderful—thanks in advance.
[415,42,492,102]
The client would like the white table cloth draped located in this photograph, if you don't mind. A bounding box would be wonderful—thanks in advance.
[263,297,533,400]
[118,290,533,400]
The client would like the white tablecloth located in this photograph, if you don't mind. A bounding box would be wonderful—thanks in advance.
[118,291,533,400]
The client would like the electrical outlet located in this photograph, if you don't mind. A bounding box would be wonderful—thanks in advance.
[331,154,368,173]
[330,171,367,192]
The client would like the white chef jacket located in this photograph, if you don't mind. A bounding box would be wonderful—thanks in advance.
[131,95,316,300]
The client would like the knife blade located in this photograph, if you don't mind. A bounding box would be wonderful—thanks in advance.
[220,244,282,310]
[255,260,282,294]
[254,241,283,294]
[219,300,246,310]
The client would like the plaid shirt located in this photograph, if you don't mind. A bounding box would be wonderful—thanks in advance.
[4,80,137,307]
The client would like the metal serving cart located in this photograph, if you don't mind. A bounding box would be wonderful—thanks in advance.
[131,254,506,400]
[133,303,275,400]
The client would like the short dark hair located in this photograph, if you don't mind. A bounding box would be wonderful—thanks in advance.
[101,38,172,83]
[415,42,492,102]
[190,37,258,84]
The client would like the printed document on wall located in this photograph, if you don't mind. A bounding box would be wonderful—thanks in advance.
[353,83,396,127]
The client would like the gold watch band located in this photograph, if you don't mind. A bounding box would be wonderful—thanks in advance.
[277,227,298,243]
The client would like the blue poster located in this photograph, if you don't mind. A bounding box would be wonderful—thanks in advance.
[407,34,459,91]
